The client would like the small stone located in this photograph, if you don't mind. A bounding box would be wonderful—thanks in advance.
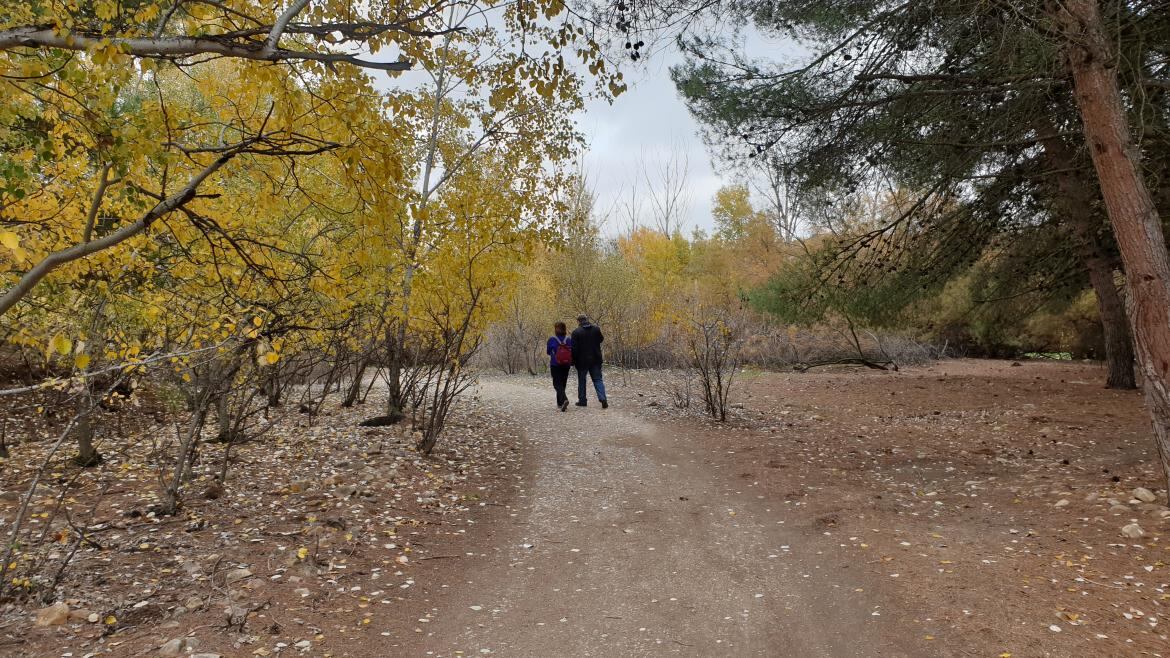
[183,595,204,610]
[295,640,311,650]
[225,568,252,584]
[294,588,311,598]
[159,637,198,656]
[190,654,223,658]
[34,602,69,626]
[1109,505,1130,514]
[1121,523,1145,539]
[1054,499,1069,508]
[1133,487,1157,504]
[86,612,100,623]
[224,604,249,626]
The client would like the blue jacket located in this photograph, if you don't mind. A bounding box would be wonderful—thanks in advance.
[547,335,573,368]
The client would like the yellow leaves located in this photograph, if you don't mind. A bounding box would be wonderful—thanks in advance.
[49,334,72,357]
[104,615,117,625]
[135,3,161,22]
[93,0,119,20]
[74,353,91,370]
[263,352,280,365]
[90,40,124,66]
[0,229,29,264]
[296,547,309,560]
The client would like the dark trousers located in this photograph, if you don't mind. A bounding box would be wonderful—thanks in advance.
[551,365,571,406]
[576,363,606,404]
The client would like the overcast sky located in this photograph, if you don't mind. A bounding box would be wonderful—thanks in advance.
[578,47,727,236]
[578,28,804,237]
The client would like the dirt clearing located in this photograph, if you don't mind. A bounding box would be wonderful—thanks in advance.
[6,359,1167,657]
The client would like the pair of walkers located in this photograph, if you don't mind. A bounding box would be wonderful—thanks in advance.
[546,315,607,411]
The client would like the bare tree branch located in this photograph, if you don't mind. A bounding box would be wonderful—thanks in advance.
[0,26,413,71]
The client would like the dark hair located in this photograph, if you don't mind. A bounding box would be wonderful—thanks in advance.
[554,321,567,336]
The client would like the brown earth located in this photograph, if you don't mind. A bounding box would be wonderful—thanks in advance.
[3,359,1168,657]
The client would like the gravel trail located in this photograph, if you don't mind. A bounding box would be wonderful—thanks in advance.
[405,378,920,657]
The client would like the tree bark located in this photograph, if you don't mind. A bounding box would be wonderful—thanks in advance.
[1058,0,1170,490]
[214,394,233,442]
[1080,235,1137,389]
[343,358,369,407]
[384,322,405,419]
[1036,132,1136,390]
[72,395,102,467]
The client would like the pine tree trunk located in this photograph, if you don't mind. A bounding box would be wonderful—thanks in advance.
[1083,251,1137,389]
[1058,0,1170,491]
[1037,119,1136,389]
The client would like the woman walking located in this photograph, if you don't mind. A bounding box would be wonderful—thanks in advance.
[547,321,573,411]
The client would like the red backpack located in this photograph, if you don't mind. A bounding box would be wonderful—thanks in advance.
[554,337,572,365]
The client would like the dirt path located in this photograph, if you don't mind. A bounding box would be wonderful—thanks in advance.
[396,379,920,657]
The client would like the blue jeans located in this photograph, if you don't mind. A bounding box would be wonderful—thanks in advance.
[576,363,606,404]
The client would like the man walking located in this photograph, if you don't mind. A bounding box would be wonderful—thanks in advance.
[571,314,608,408]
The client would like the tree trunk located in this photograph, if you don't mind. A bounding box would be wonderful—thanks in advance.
[214,394,232,442]
[263,373,281,408]
[342,358,369,407]
[161,405,208,516]
[72,392,102,467]
[1058,0,1170,491]
[72,304,106,467]
[1083,248,1137,389]
[1036,119,1136,389]
[384,322,404,417]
